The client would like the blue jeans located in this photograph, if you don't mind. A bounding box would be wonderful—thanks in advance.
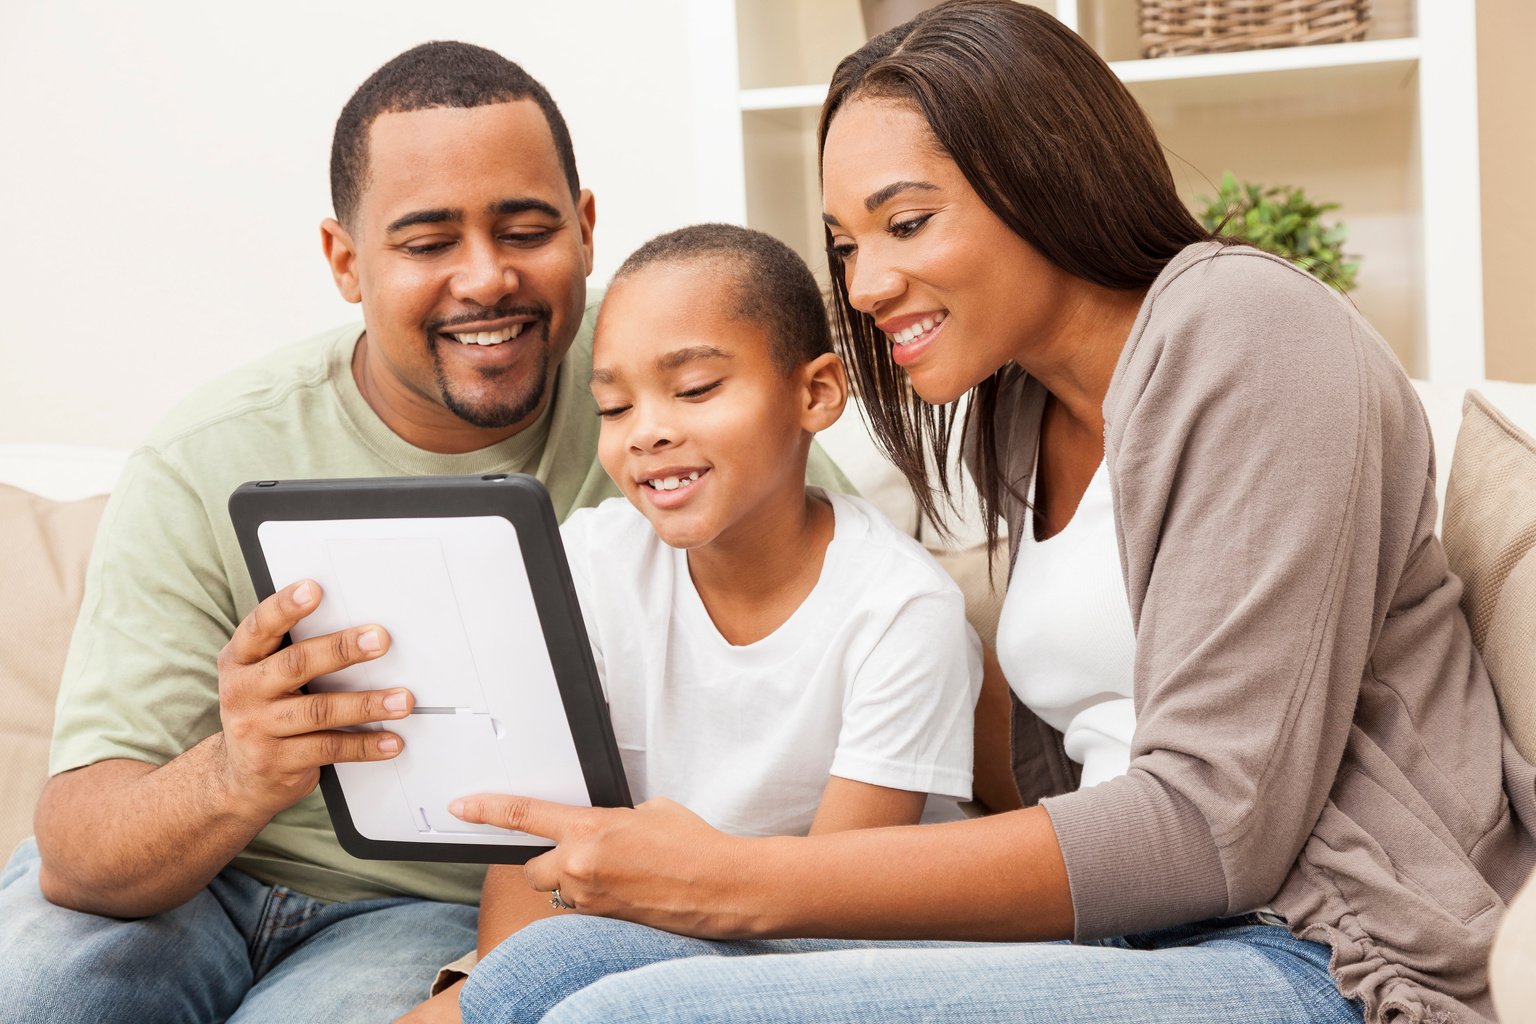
[461,913,1365,1024]
[0,839,476,1024]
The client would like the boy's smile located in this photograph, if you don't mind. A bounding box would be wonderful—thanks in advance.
[589,263,819,554]
[638,466,709,509]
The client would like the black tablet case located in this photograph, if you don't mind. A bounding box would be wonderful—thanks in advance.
[230,474,631,863]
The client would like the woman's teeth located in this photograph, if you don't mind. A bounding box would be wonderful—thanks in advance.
[445,324,525,346]
[889,311,947,346]
[646,471,702,491]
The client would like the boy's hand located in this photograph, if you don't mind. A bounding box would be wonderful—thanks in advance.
[449,795,751,937]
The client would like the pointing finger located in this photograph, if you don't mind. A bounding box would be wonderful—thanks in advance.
[448,794,588,841]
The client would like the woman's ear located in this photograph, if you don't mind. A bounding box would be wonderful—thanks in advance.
[799,352,849,433]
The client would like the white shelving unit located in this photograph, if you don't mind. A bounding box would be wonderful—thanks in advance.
[686,0,1486,383]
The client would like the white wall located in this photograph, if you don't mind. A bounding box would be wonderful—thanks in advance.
[0,0,710,447]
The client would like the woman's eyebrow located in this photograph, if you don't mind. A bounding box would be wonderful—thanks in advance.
[823,180,941,227]
[866,180,940,212]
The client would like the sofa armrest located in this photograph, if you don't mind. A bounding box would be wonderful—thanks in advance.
[0,484,110,860]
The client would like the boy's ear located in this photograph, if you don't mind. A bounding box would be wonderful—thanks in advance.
[799,352,849,433]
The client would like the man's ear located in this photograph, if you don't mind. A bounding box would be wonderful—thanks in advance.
[576,189,597,276]
[321,218,362,304]
[799,352,849,434]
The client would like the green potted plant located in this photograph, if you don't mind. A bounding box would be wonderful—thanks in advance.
[1193,171,1360,292]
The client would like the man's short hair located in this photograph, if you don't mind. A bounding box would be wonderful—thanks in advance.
[611,224,833,373]
[330,41,580,228]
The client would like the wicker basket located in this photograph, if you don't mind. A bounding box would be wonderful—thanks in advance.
[1139,1,1373,58]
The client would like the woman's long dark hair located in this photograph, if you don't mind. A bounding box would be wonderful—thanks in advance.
[817,0,1211,551]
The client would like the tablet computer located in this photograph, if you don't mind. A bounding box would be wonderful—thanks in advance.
[229,473,631,864]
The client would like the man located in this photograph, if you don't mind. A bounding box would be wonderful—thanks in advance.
[0,42,842,1022]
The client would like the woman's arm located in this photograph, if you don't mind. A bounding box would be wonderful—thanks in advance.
[450,795,1073,943]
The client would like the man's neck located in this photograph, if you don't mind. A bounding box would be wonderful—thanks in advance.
[685,487,835,647]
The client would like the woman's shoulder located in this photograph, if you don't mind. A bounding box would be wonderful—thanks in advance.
[1121,241,1373,400]
[1150,241,1353,337]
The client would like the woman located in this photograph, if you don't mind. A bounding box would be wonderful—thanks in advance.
[453,3,1533,1021]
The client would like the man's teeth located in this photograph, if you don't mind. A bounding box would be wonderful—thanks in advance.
[646,471,702,491]
[446,323,526,346]
[889,311,947,346]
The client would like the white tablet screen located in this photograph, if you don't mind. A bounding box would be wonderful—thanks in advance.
[258,515,591,847]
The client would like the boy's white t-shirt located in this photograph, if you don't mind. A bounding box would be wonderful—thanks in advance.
[559,488,980,838]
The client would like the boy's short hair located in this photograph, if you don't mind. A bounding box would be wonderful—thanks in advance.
[610,224,832,373]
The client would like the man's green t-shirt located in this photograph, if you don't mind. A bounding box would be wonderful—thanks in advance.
[50,299,851,905]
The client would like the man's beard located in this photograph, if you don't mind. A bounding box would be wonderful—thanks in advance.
[430,324,552,430]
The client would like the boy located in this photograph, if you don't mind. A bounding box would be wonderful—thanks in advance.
[461,223,979,975]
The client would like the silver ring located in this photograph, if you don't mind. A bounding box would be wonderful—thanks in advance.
[550,887,573,911]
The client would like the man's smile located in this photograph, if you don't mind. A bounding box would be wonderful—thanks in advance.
[440,323,526,346]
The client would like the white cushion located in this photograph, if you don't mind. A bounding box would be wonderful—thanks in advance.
[0,444,129,502]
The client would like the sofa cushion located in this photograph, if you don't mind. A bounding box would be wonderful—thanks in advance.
[1442,391,1536,764]
[0,484,107,860]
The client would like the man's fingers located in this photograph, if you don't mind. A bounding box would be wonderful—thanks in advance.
[226,581,323,666]
[251,624,390,697]
[270,688,414,736]
[448,794,584,841]
[289,728,406,767]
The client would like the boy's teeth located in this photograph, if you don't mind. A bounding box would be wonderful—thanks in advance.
[646,470,702,491]
[447,323,525,346]
[890,310,946,346]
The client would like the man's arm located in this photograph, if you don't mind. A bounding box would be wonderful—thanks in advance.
[35,580,413,918]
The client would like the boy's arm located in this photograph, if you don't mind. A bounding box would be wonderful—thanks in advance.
[393,865,568,1022]
[808,778,926,834]
[971,647,1025,815]
[478,863,569,955]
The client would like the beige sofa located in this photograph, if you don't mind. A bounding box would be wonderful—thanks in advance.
[3,380,1535,1010]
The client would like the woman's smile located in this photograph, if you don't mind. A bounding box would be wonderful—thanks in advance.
[880,311,949,367]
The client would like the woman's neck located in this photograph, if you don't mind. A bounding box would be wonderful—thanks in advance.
[686,489,835,647]
[1014,280,1147,434]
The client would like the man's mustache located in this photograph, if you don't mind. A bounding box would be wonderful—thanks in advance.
[425,304,551,333]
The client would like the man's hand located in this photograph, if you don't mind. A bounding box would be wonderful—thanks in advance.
[35,578,421,918]
[450,795,752,938]
[216,579,414,821]
[394,978,464,1024]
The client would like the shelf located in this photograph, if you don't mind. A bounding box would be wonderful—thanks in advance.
[740,37,1422,114]
[740,83,828,112]
[1110,36,1420,82]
